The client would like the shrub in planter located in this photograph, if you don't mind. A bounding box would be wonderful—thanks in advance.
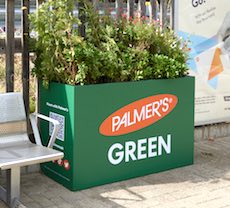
[30,0,194,191]
[30,0,190,86]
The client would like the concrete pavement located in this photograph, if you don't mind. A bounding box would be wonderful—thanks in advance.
[1,136,230,208]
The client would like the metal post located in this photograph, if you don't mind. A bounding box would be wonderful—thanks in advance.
[35,0,41,143]
[5,0,15,92]
[116,0,123,19]
[0,185,7,203]
[170,0,175,29]
[6,168,20,207]
[160,0,167,27]
[138,0,146,17]
[127,0,134,20]
[0,38,22,54]
[150,0,157,20]
[22,0,30,119]
[78,1,86,37]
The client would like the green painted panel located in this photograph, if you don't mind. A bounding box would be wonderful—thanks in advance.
[39,83,75,190]
[39,77,194,191]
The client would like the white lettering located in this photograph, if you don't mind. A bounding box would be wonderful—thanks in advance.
[127,111,136,126]
[108,134,172,165]
[152,101,161,117]
[148,137,157,157]
[162,98,169,112]
[116,113,127,131]
[158,135,171,156]
[108,143,124,165]
[112,116,120,132]
[137,139,147,160]
[125,141,137,162]
[134,107,145,122]
[109,96,176,133]
[145,104,152,119]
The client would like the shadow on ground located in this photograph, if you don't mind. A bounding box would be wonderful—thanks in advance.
[1,137,230,208]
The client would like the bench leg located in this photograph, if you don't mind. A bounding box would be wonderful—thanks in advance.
[6,167,20,208]
[0,184,7,203]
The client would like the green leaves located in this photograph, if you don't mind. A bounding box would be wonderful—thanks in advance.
[151,54,189,79]
[30,0,189,86]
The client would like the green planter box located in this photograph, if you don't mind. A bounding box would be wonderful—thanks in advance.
[39,76,194,191]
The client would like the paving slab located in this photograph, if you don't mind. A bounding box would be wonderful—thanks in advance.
[1,136,230,208]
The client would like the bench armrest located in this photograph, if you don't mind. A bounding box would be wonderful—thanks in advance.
[30,113,60,148]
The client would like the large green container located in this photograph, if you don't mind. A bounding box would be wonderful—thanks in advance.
[39,77,194,191]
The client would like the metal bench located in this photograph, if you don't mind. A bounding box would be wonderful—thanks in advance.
[0,92,64,208]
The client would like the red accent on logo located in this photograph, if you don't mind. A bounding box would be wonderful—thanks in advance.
[57,159,63,166]
[63,160,70,171]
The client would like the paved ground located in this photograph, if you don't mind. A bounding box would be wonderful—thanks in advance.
[1,136,230,208]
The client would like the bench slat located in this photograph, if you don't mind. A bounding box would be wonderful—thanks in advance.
[0,133,28,145]
[0,141,63,170]
[0,93,26,123]
[0,121,27,137]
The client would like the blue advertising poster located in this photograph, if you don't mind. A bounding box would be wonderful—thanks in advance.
[174,0,230,125]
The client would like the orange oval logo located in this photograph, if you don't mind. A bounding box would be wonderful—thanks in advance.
[99,94,178,136]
